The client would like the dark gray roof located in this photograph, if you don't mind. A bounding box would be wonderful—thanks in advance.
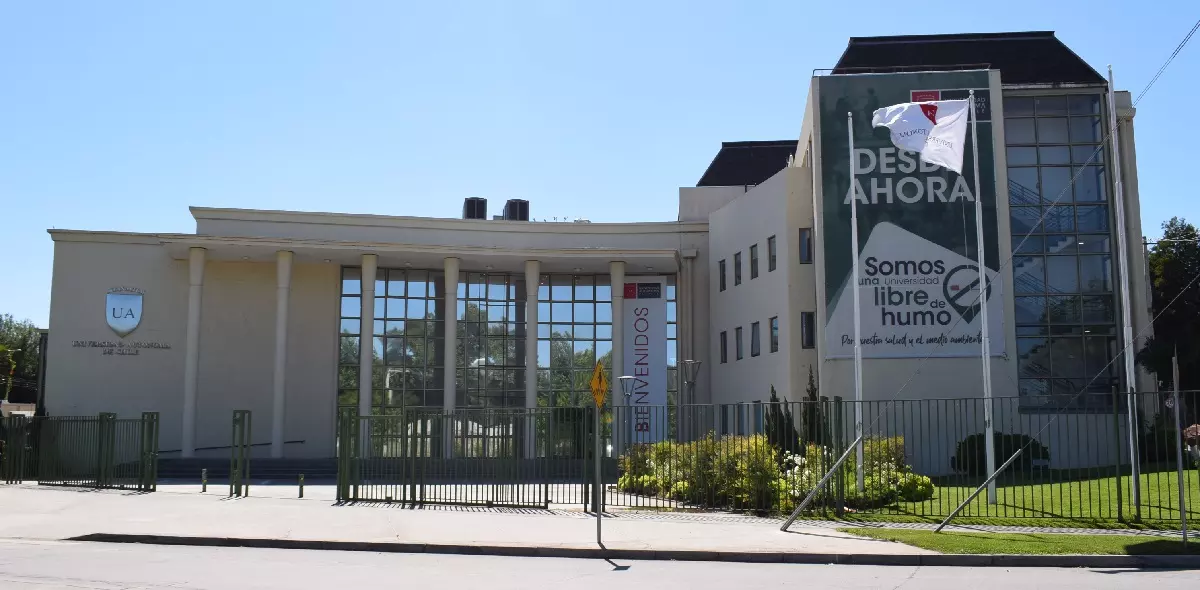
[696,140,798,187]
[833,31,1105,85]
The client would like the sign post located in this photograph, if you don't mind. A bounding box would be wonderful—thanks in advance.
[590,361,608,545]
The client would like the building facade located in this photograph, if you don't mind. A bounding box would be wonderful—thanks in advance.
[44,32,1153,465]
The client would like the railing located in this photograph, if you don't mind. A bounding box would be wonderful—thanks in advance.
[2,412,159,492]
[335,394,1199,525]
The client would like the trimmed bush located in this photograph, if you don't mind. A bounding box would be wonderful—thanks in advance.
[950,432,1050,476]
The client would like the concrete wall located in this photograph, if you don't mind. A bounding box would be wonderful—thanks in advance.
[46,237,188,446]
[785,163,820,402]
[47,234,339,458]
[708,169,792,404]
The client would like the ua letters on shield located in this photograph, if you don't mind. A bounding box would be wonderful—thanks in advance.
[106,291,143,337]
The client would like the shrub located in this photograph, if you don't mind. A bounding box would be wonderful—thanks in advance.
[616,433,935,513]
[950,432,1050,476]
[896,472,935,502]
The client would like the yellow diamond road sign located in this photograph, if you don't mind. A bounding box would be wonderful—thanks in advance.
[590,361,608,407]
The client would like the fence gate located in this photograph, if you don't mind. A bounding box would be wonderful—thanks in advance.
[337,408,550,508]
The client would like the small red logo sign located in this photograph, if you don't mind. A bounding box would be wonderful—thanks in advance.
[624,283,637,299]
[919,103,938,125]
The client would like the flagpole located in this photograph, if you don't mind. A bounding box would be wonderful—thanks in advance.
[968,90,997,504]
[847,111,864,492]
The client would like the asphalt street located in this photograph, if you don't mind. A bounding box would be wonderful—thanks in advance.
[0,539,1195,589]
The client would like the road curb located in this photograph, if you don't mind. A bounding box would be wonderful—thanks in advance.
[68,533,1200,568]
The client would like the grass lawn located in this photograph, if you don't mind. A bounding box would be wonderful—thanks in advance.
[838,527,1200,555]
[821,469,1200,527]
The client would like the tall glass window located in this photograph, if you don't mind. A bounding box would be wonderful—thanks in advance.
[736,326,744,360]
[734,252,742,285]
[767,236,777,272]
[799,228,813,263]
[340,267,447,411]
[537,274,612,407]
[1006,94,1117,411]
[458,272,526,407]
[769,316,779,353]
[751,321,761,357]
[750,244,759,280]
[719,259,726,291]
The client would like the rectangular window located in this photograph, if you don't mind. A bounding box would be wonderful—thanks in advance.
[768,236,777,271]
[770,316,779,353]
[718,260,726,292]
[751,321,761,357]
[734,252,743,285]
[799,228,813,263]
[750,244,759,279]
[736,326,744,360]
[719,331,728,364]
[801,312,815,349]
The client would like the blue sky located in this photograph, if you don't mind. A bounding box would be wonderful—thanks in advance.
[3,1,1196,327]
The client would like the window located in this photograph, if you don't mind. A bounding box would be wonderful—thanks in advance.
[799,228,813,263]
[537,274,613,408]
[769,316,779,353]
[718,260,726,292]
[719,331,728,363]
[750,245,759,279]
[735,326,744,360]
[767,236,777,271]
[1005,94,1116,411]
[800,312,815,349]
[751,321,761,357]
[734,252,742,285]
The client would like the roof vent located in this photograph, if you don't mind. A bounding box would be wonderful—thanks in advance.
[503,199,529,221]
[462,197,487,220]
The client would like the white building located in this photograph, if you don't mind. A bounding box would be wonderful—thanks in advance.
[43,32,1152,468]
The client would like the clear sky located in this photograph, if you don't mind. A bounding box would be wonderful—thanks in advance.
[2,1,1196,328]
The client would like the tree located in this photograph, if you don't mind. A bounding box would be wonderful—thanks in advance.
[0,314,41,402]
[765,385,800,455]
[1137,217,1200,395]
[799,366,829,446]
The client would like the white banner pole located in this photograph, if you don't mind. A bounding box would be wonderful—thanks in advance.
[847,111,864,492]
[968,90,997,504]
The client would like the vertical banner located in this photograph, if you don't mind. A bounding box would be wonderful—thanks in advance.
[623,277,667,443]
[818,71,1005,359]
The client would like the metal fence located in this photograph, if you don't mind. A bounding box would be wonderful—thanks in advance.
[336,394,1199,524]
[1,412,158,491]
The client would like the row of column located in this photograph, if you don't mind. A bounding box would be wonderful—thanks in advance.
[178,250,632,458]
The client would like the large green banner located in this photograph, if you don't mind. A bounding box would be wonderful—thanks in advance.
[818,71,1005,359]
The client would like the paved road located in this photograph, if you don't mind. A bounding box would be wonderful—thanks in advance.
[0,539,1194,590]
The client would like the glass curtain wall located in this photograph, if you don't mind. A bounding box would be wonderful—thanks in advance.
[341,267,678,411]
[457,272,526,407]
[339,267,447,411]
[1005,94,1118,411]
[536,275,677,407]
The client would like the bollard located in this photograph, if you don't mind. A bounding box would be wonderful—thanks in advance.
[299,474,305,499]
[201,468,207,493]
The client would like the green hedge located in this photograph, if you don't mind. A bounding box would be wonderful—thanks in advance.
[616,433,934,513]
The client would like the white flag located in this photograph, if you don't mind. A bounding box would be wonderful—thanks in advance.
[871,100,969,174]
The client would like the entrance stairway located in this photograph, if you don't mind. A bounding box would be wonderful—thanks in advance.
[157,458,337,482]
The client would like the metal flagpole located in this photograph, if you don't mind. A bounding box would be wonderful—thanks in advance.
[968,90,997,503]
[847,111,864,492]
[1108,65,1140,513]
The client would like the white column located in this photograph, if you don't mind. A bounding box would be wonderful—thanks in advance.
[270,250,293,459]
[443,257,460,458]
[358,254,377,419]
[181,247,206,458]
[610,261,626,453]
[524,260,540,459]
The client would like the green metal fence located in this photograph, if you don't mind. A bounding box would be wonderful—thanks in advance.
[230,410,251,497]
[337,393,1199,525]
[2,412,159,491]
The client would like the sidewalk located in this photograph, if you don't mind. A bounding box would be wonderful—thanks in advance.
[0,484,926,557]
[1,484,1196,567]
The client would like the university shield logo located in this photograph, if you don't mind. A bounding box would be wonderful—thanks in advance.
[106,290,143,337]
